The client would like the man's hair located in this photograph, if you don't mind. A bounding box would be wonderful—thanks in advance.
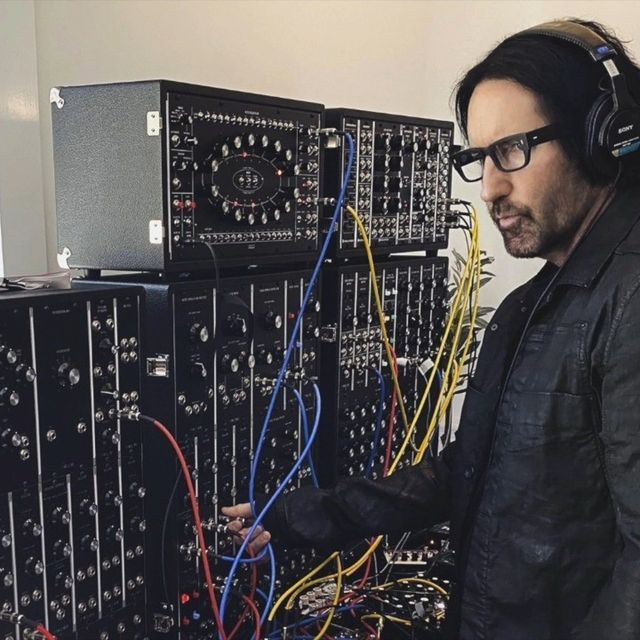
[453,18,640,186]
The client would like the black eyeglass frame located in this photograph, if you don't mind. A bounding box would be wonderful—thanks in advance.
[452,123,567,182]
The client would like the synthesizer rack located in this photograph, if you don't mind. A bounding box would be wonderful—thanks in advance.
[322,108,453,258]
[0,285,145,640]
[83,269,323,638]
[51,81,323,272]
[318,256,449,485]
[40,79,461,639]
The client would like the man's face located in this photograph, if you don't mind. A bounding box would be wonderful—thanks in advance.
[467,79,597,262]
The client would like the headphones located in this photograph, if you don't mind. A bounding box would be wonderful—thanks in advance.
[517,20,640,178]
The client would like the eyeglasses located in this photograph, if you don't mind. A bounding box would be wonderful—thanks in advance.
[451,123,566,182]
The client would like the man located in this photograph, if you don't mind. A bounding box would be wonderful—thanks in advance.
[224,19,640,639]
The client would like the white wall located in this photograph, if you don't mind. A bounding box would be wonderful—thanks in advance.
[0,0,47,277]
[9,0,640,308]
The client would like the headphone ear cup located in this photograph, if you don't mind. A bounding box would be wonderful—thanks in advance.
[584,91,618,179]
[605,107,640,156]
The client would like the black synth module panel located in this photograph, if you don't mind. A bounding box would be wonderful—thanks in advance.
[323,108,453,257]
[318,257,449,484]
[85,270,322,638]
[52,81,323,272]
[0,285,146,640]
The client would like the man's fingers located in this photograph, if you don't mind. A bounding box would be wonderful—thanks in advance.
[220,505,271,549]
[240,525,263,539]
[227,520,264,540]
[226,520,243,534]
[221,503,252,519]
[249,531,271,554]
[228,524,264,539]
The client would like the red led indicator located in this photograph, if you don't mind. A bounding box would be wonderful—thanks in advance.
[288,312,296,320]
[181,593,191,604]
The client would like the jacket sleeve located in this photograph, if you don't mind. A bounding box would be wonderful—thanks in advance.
[574,283,640,639]
[257,445,454,551]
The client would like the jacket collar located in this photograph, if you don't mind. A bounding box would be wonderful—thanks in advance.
[554,184,640,288]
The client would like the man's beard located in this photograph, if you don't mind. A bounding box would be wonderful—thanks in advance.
[488,176,587,259]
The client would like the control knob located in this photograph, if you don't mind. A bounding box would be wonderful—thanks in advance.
[190,322,210,343]
[98,337,117,354]
[57,363,80,388]
[81,535,99,551]
[14,363,36,383]
[387,176,402,192]
[171,158,193,172]
[374,156,389,171]
[0,388,20,407]
[389,134,404,151]
[388,156,403,172]
[23,519,42,537]
[263,311,283,330]
[388,198,402,214]
[226,313,248,336]
[2,428,21,448]
[220,354,240,374]
[80,499,98,516]
[404,140,419,154]
[374,133,391,150]
[304,324,320,339]
[373,175,388,191]
[257,348,274,365]
[373,197,389,213]
[53,539,73,559]
[0,346,18,364]
[51,507,71,525]
[25,556,44,575]
[191,362,208,379]
[237,351,254,369]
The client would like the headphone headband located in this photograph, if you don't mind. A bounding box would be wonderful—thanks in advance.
[520,20,617,62]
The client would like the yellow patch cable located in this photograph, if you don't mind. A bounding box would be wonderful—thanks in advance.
[361,613,412,627]
[417,206,481,462]
[268,552,339,621]
[312,554,342,640]
[268,205,481,620]
[346,205,411,437]
[388,210,480,473]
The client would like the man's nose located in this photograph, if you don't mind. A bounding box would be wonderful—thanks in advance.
[480,156,512,204]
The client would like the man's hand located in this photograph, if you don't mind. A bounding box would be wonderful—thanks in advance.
[221,503,271,555]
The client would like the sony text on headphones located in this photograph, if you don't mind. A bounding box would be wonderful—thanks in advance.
[516,20,640,178]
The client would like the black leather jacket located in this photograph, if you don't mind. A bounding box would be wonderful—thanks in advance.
[262,186,640,639]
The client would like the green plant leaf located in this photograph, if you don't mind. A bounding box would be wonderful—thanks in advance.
[477,305,495,316]
[451,247,465,264]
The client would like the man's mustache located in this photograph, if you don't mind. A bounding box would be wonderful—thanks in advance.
[489,200,532,221]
